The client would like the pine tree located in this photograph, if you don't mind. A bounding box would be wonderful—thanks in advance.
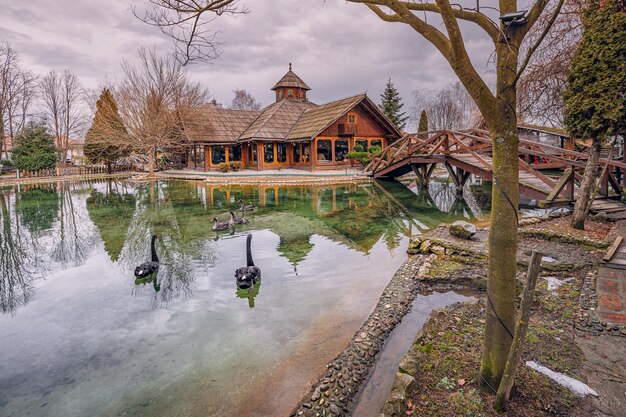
[418,110,428,139]
[379,78,408,130]
[84,88,128,171]
[564,0,626,229]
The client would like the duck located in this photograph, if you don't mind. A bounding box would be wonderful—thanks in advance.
[134,235,159,278]
[235,234,261,289]
[238,199,257,212]
[212,216,232,232]
[229,210,249,226]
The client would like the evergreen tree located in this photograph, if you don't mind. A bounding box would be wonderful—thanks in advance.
[418,109,428,139]
[379,78,408,130]
[564,0,626,229]
[84,88,128,171]
[12,122,57,171]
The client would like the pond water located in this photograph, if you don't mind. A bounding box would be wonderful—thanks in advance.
[0,179,489,417]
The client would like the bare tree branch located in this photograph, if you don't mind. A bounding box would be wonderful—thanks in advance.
[133,0,247,65]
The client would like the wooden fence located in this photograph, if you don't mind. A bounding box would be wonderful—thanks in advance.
[16,164,137,178]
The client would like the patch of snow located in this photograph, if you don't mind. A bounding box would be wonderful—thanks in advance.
[542,256,559,263]
[543,276,574,292]
[525,361,598,397]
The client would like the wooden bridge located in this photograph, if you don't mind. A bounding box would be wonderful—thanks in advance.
[363,129,626,214]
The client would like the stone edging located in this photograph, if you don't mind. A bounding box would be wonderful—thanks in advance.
[0,172,134,186]
[518,229,611,249]
[289,256,425,417]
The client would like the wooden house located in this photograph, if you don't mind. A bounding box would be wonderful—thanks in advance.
[183,65,402,171]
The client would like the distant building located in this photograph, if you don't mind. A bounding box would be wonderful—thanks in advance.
[183,64,402,171]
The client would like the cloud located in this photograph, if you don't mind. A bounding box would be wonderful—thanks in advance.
[1,0,498,128]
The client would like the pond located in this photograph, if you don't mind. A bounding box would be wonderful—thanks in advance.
[0,179,490,417]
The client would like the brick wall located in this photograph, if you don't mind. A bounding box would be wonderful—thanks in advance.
[597,266,626,324]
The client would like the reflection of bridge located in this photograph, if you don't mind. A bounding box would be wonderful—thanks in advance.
[364,129,626,212]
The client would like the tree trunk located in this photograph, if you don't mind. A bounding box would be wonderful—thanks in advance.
[571,140,601,230]
[479,119,520,391]
[148,147,155,178]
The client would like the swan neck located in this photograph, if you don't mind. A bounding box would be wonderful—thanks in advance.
[151,236,159,262]
[246,234,254,267]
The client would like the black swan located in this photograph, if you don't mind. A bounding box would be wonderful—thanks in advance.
[235,234,261,289]
[238,199,257,212]
[212,216,232,232]
[229,210,249,226]
[134,235,159,278]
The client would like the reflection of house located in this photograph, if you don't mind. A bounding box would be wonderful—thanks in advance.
[183,65,402,171]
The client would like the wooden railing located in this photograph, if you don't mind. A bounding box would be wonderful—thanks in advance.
[16,164,137,178]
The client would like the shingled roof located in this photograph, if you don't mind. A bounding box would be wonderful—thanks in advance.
[184,106,260,143]
[287,94,368,140]
[271,65,311,91]
[239,99,316,141]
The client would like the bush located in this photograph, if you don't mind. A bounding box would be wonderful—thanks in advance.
[1,159,14,167]
[353,143,365,152]
[369,145,382,155]
[230,161,242,171]
[346,151,371,166]
[218,162,230,172]
[12,123,57,171]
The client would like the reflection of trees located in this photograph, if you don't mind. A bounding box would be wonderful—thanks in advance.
[15,186,59,235]
[121,181,209,304]
[86,181,136,262]
[50,182,97,267]
[0,191,33,314]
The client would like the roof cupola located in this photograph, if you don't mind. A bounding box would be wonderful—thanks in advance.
[271,63,310,102]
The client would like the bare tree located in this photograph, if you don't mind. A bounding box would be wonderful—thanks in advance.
[517,0,584,127]
[133,0,247,65]
[107,48,209,176]
[230,88,261,110]
[0,43,36,159]
[40,70,84,162]
[412,82,480,130]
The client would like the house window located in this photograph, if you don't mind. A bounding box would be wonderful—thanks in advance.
[348,113,356,124]
[228,145,241,162]
[293,144,301,163]
[287,89,294,97]
[264,143,275,163]
[248,143,257,164]
[211,145,226,165]
[277,143,287,163]
[302,143,310,163]
[335,139,349,162]
[317,140,332,163]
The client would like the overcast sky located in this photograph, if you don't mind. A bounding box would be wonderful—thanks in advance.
[1,0,505,128]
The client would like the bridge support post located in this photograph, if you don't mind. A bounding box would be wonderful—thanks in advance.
[411,163,436,191]
[444,163,470,196]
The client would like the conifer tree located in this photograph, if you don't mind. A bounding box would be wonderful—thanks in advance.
[564,0,626,230]
[84,88,129,172]
[12,122,57,171]
[379,78,408,130]
[418,110,428,139]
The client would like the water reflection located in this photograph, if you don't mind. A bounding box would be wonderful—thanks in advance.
[0,179,488,315]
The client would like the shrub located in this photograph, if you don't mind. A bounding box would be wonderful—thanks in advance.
[218,162,230,172]
[369,145,382,155]
[346,151,371,166]
[1,159,14,167]
[12,123,57,171]
[230,161,242,171]
[353,143,365,152]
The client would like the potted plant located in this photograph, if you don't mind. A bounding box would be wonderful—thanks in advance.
[230,161,242,172]
[219,162,230,172]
